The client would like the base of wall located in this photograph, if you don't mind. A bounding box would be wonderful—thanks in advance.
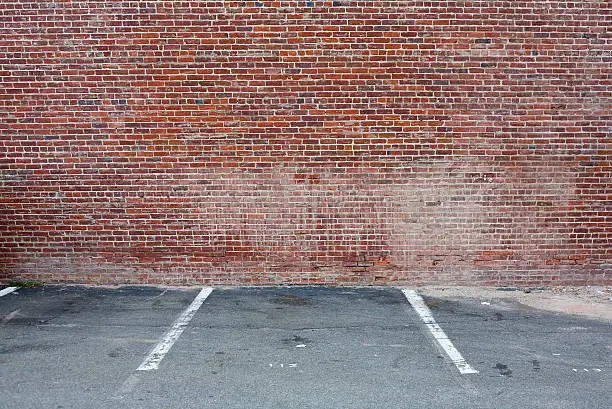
[3,264,609,287]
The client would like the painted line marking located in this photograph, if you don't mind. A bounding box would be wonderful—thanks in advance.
[112,374,141,400]
[3,309,21,324]
[0,287,18,297]
[402,288,479,375]
[137,286,213,371]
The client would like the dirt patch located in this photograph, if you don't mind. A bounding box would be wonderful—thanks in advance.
[417,286,612,321]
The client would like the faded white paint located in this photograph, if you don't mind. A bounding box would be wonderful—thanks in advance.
[402,288,479,375]
[137,287,213,371]
[0,287,18,297]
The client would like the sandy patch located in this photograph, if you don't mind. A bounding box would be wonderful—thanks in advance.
[417,286,612,321]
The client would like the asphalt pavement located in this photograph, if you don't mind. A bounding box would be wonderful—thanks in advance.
[0,285,610,409]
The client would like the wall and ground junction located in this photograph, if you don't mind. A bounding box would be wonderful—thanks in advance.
[1,1,610,286]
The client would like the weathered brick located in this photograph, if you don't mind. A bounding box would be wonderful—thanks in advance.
[0,0,609,286]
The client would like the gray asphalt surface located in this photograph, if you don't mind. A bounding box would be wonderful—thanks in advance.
[0,286,610,409]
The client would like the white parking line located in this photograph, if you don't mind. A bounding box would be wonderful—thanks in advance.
[0,287,18,297]
[402,288,479,375]
[137,286,213,371]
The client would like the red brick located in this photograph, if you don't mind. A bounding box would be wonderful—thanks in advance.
[0,1,609,286]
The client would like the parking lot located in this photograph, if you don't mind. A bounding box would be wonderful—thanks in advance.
[1,285,610,409]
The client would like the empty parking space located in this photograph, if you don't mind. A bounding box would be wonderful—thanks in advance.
[0,285,610,409]
[0,286,200,409]
[419,295,612,408]
[129,287,476,408]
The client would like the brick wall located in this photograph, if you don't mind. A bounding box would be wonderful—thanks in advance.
[1,1,610,286]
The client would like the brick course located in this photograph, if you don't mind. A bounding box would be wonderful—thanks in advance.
[1,1,610,285]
